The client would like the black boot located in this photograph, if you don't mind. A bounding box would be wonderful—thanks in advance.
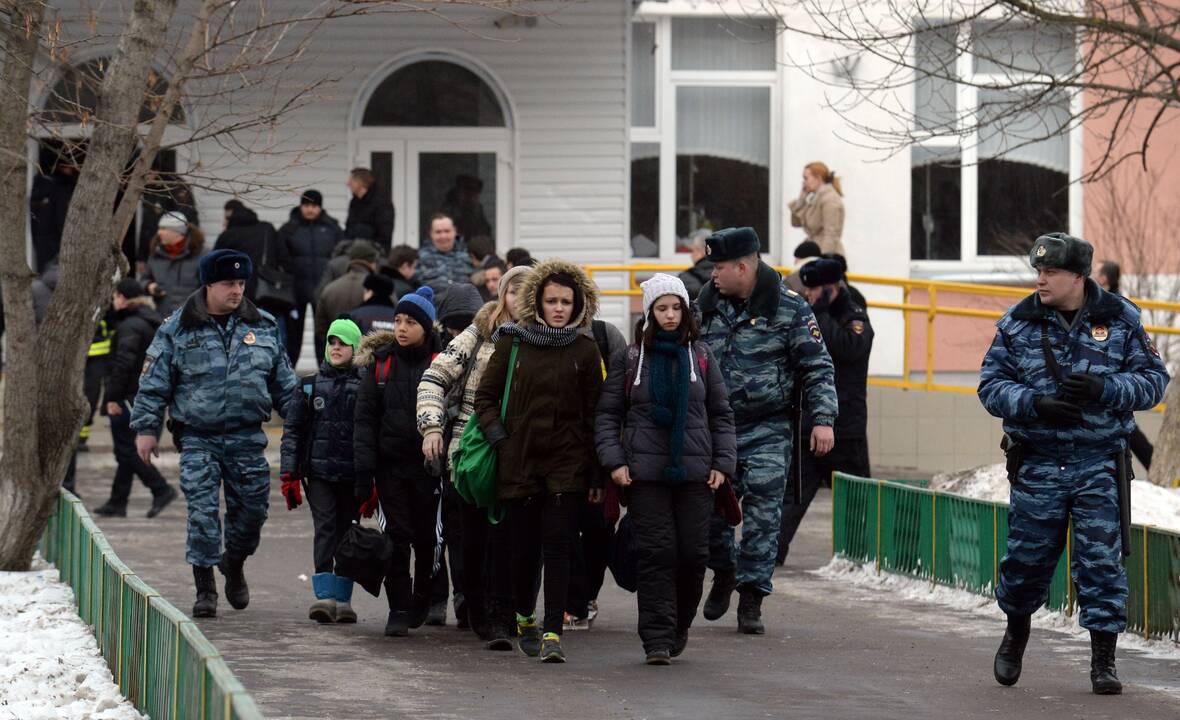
[192,566,218,618]
[409,594,430,629]
[219,555,250,610]
[485,604,514,651]
[146,486,178,518]
[993,614,1031,687]
[1090,631,1122,695]
[385,610,409,637]
[703,568,737,621]
[93,501,127,518]
[736,588,765,635]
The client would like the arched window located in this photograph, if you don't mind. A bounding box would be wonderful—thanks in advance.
[42,57,185,124]
[361,60,505,127]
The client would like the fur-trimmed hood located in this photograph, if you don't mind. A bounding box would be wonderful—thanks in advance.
[473,301,498,339]
[354,330,398,368]
[517,258,599,329]
[354,329,443,368]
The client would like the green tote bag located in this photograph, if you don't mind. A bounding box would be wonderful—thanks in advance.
[452,338,518,521]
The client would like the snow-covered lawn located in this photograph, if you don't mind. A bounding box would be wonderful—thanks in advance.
[0,556,144,720]
[930,463,1180,534]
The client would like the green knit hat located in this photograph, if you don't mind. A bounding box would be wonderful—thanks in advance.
[324,318,361,363]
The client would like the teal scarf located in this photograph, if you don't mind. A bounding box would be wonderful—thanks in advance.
[648,330,690,483]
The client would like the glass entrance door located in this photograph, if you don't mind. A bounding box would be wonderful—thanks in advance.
[356,138,509,249]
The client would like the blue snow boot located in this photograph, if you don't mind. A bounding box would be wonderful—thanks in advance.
[309,573,337,623]
[334,575,357,624]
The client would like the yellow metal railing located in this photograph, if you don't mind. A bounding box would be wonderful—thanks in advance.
[584,264,1180,397]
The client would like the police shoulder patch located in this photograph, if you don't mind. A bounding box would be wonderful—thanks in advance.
[850,320,865,335]
[1144,329,1161,358]
[141,355,155,377]
[807,317,824,344]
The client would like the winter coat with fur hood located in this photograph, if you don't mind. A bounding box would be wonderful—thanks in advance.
[474,259,605,500]
[417,301,499,466]
[353,329,444,484]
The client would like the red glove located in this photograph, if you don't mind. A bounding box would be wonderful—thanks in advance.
[280,473,302,511]
[358,488,379,519]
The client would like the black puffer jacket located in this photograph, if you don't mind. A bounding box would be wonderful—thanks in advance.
[353,330,443,483]
[104,297,163,405]
[214,206,287,301]
[280,362,362,482]
[595,341,737,485]
[278,207,342,306]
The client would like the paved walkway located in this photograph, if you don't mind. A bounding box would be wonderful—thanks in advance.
[71,421,1180,720]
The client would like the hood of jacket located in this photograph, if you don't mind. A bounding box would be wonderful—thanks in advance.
[472,301,498,339]
[117,296,162,326]
[517,258,598,329]
[227,206,260,228]
[437,283,485,322]
[355,328,442,367]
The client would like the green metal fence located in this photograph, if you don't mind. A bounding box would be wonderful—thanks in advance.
[832,472,1180,642]
[37,490,264,720]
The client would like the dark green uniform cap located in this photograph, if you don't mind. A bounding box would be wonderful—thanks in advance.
[1029,232,1093,276]
[705,227,761,262]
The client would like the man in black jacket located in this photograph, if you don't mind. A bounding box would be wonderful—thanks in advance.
[94,279,178,518]
[777,258,873,565]
[345,168,395,250]
[677,230,714,300]
[215,200,289,305]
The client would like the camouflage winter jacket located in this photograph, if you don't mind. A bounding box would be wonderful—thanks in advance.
[978,279,1169,460]
[698,261,838,428]
[130,290,297,438]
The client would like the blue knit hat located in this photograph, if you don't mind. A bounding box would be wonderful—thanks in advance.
[395,286,436,329]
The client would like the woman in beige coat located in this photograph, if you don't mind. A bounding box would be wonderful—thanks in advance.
[788,161,846,257]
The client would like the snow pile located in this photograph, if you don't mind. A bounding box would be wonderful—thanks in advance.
[817,557,1180,659]
[929,463,1180,534]
[0,556,144,720]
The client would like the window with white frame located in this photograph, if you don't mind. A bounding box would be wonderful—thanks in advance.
[629,15,778,258]
[910,23,1076,264]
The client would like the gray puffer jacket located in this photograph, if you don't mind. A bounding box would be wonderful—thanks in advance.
[595,341,737,485]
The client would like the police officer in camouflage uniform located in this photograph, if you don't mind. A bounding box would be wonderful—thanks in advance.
[696,227,838,634]
[979,233,1168,695]
[132,249,297,618]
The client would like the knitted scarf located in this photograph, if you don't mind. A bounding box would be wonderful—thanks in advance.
[493,322,581,347]
[648,330,690,483]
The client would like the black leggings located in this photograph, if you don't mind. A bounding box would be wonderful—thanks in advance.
[494,492,583,635]
[376,470,440,612]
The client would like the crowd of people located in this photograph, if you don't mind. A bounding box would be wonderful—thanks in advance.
[50,159,1161,690]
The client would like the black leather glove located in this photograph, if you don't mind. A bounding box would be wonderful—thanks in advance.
[1034,395,1084,426]
[1061,372,1105,404]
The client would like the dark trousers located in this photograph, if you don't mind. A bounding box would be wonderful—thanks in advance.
[285,301,321,367]
[778,436,870,563]
[376,470,440,612]
[306,479,355,574]
[567,500,613,618]
[457,493,491,629]
[108,402,169,505]
[82,355,107,434]
[1129,424,1153,469]
[493,492,582,635]
[431,482,464,609]
[630,482,713,653]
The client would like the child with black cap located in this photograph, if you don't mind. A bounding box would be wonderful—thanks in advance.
[353,287,445,637]
[279,317,364,624]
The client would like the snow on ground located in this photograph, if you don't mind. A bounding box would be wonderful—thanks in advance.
[930,463,1180,534]
[817,557,1180,660]
[0,555,144,720]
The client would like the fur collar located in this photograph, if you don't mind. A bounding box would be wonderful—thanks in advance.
[1009,278,1129,324]
[178,289,263,329]
[517,258,599,329]
[697,261,783,320]
[354,329,442,367]
[473,301,498,339]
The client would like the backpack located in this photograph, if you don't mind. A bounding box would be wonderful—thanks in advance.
[592,319,611,379]
[373,352,439,388]
[623,342,709,404]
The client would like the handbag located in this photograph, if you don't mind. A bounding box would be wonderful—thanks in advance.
[254,229,296,314]
[333,520,393,597]
[451,338,519,523]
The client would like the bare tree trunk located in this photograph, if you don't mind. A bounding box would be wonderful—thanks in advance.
[1148,382,1180,488]
[0,0,180,570]
[0,1,50,571]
